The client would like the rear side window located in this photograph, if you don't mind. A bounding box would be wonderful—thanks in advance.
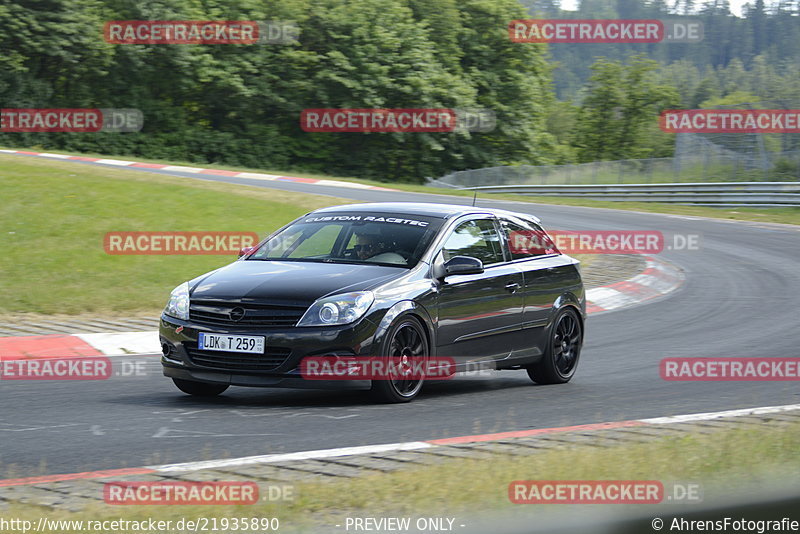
[441,219,504,266]
[501,218,558,260]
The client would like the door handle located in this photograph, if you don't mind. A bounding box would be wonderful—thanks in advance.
[505,282,520,293]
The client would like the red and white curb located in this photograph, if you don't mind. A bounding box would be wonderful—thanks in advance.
[0,149,395,191]
[1,403,797,487]
[585,255,683,314]
[0,257,683,360]
[0,331,161,360]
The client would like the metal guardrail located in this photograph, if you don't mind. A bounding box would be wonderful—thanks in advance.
[441,181,800,207]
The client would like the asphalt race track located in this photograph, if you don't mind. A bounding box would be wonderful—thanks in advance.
[4,159,800,476]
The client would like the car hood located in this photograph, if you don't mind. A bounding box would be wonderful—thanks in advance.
[189,260,404,303]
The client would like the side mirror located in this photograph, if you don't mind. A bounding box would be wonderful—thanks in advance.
[443,255,484,276]
[238,246,255,258]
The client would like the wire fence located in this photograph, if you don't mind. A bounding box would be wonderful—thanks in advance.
[430,149,800,188]
[433,101,800,187]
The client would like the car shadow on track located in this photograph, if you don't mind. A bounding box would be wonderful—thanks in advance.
[138,374,556,409]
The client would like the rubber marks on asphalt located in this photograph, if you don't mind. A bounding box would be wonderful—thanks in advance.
[0,149,396,191]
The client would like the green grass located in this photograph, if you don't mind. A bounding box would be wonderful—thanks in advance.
[0,155,614,318]
[0,146,374,184]
[0,155,345,315]
[6,420,800,532]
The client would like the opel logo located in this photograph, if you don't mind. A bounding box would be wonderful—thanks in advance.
[229,307,246,322]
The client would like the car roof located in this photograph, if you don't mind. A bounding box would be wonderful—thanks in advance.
[310,202,541,222]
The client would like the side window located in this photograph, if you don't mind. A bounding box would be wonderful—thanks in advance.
[441,219,504,266]
[501,219,558,260]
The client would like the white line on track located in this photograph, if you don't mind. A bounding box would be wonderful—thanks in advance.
[94,158,136,166]
[148,403,800,474]
[639,403,800,424]
[153,441,433,473]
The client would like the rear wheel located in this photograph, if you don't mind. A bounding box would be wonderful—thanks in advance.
[172,378,229,397]
[527,307,582,384]
[370,316,429,403]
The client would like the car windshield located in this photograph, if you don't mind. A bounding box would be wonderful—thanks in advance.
[247,213,444,267]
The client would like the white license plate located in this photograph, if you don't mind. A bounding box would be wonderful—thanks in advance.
[198,333,265,354]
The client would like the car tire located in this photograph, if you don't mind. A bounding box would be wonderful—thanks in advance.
[370,316,429,403]
[527,307,582,385]
[172,378,229,397]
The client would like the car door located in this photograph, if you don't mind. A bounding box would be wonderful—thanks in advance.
[433,217,525,365]
[499,217,575,359]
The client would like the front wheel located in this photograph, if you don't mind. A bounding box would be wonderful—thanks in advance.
[370,316,429,403]
[527,307,582,384]
[172,378,229,397]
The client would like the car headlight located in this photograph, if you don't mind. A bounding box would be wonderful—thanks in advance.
[164,282,190,320]
[297,291,374,327]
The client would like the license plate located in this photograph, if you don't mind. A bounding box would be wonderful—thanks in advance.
[198,333,265,354]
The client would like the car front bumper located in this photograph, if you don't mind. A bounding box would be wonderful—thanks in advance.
[159,313,380,389]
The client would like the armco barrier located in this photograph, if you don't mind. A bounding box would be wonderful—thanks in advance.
[434,181,800,207]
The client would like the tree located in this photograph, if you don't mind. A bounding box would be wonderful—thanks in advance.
[572,56,679,162]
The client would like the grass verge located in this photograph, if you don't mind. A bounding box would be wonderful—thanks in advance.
[5,420,800,532]
[0,155,345,315]
[0,154,613,317]
[5,148,800,226]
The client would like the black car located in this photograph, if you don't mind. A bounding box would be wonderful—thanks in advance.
[160,202,585,402]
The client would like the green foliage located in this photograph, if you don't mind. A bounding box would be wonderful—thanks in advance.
[572,56,679,162]
[0,0,556,182]
[2,0,796,177]
[523,0,800,101]
[698,91,761,108]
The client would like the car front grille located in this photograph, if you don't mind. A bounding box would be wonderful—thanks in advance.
[189,300,307,328]
[186,346,292,371]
